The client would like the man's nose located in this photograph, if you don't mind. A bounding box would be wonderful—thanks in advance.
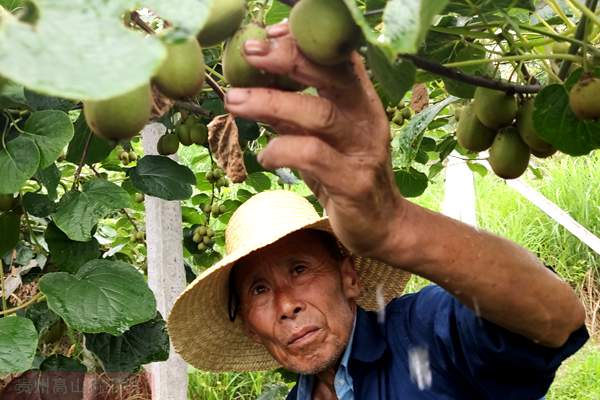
[275,289,304,321]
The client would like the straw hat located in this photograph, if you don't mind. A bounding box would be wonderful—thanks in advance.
[167,190,410,372]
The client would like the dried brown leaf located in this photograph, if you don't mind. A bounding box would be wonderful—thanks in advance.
[411,84,429,113]
[207,114,248,183]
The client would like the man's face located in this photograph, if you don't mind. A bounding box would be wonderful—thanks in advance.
[234,230,361,375]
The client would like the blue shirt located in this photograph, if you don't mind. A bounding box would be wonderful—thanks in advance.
[287,285,589,399]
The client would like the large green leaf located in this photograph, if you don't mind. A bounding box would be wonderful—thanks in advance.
[85,313,170,373]
[0,211,20,256]
[66,113,116,165]
[22,192,57,217]
[394,96,459,167]
[265,0,291,25]
[45,222,100,274]
[40,354,86,372]
[0,316,38,374]
[39,259,157,335]
[0,135,40,194]
[367,44,416,104]
[0,0,165,101]
[129,155,196,201]
[533,85,600,156]
[52,179,130,241]
[24,88,77,111]
[142,0,214,35]
[394,168,428,197]
[21,110,74,168]
[22,302,61,341]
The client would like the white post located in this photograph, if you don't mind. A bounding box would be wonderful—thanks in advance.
[141,123,188,400]
[442,153,478,226]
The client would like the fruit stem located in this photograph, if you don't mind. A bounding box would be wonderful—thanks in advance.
[0,293,45,316]
[130,10,155,34]
[444,53,582,68]
[122,208,141,233]
[205,74,225,101]
[71,130,94,191]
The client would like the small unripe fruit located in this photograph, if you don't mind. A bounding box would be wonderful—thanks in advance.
[155,37,206,99]
[552,41,571,55]
[205,171,215,182]
[223,23,275,87]
[176,125,193,146]
[489,127,531,180]
[193,232,202,243]
[517,98,556,156]
[569,75,600,120]
[290,0,360,66]
[206,228,214,237]
[135,193,145,203]
[190,124,208,146]
[216,177,229,188]
[197,243,207,251]
[402,108,412,119]
[219,204,227,214]
[119,151,130,165]
[129,151,138,162]
[84,84,152,141]
[456,104,497,152]
[202,236,212,245]
[211,204,220,215]
[135,231,146,242]
[195,226,207,237]
[203,204,212,214]
[197,0,246,47]
[473,87,518,129]
[157,134,180,156]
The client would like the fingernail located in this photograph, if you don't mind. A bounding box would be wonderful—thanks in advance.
[225,89,250,105]
[266,23,289,38]
[244,39,269,56]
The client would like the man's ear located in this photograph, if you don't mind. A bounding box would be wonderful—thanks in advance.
[340,256,361,300]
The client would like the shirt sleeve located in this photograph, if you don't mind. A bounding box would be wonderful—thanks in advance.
[389,285,589,399]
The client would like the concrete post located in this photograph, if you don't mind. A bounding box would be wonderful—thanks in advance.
[141,123,188,400]
[442,153,478,226]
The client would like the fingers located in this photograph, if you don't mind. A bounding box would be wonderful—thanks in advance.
[242,24,355,92]
[225,88,343,141]
[258,135,340,183]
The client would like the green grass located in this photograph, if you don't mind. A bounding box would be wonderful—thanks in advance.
[547,343,600,400]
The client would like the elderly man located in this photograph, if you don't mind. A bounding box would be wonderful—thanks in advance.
[167,23,588,399]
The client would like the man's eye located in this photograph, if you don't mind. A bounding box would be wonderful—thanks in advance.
[252,285,267,296]
[293,265,307,275]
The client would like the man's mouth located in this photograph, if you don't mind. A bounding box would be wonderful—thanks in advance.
[287,326,321,347]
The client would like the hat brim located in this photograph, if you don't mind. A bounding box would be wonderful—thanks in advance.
[167,218,410,372]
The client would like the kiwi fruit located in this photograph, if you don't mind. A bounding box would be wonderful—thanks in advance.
[190,123,208,146]
[176,125,193,146]
[569,75,600,120]
[84,83,152,141]
[157,134,180,155]
[0,194,15,212]
[473,87,518,129]
[197,0,246,48]
[517,98,556,157]
[290,0,360,66]
[154,37,205,99]
[489,127,531,180]
[456,104,497,152]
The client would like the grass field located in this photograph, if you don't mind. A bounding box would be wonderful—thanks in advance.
[188,152,600,399]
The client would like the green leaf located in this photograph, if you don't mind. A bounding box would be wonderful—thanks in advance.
[246,172,272,192]
[143,0,213,35]
[533,85,600,156]
[21,110,74,168]
[52,179,130,242]
[0,135,40,194]
[367,44,416,104]
[467,162,488,177]
[66,113,116,165]
[0,0,166,101]
[39,259,157,335]
[394,168,428,198]
[22,192,57,217]
[45,222,100,274]
[24,88,77,112]
[395,96,459,167]
[85,313,170,373]
[0,316,38,374]
[129,156,196,201]
[22,302,61,341]
[0,211,20,256]
[265,0,291,25]
[35,163,61,201]
[40,355,86,372]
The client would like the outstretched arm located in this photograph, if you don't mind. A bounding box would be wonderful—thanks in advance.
[224,23,586,348]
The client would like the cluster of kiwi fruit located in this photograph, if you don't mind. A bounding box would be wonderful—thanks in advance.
[386,102,413,126]
[83,0,360,143]
[118,148,138,165]
[157,116,208,156]
[205,166,230,188]
[456,87,557,180]
[191,225,216,251]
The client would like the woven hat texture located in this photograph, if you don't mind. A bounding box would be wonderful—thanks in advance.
[167,190,410,372]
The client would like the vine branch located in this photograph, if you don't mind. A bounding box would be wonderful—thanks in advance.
[71,131,93,191]
[559,0,599,79]
[0,293,45,316]
[206,74,226,101]
[401,54,543,94]
[174,101,212,117]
